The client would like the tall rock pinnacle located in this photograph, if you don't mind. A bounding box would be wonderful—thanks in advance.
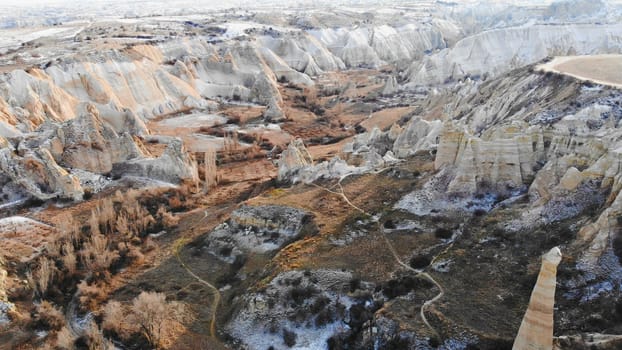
[513,247,562,350]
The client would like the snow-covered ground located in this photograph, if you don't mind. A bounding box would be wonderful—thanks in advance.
[156,113,228,129]
[0,25,84,53]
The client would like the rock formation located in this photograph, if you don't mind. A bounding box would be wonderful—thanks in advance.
[203,205,315,263]
[381,75,398,96]
[0,146,84,201]
[392,117,442,158]
[277,138,313,182]
[0,105,197,203]
[513,247,562,350]
[111,138,198,184]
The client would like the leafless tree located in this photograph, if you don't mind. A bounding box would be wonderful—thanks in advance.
[129,292,186,349]
[204,148,217,192]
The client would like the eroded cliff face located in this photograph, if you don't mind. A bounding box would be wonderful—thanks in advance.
[407,23,622,85]
[0,103,198,203]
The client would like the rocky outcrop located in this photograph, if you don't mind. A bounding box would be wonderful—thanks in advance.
[434,122,539,194]
[392,117,442,158]
[278,139,313,182]
[51,111,143,174]
[381,75,398,96]
[513,247,562,350]
[226,269,371,350]
[111,138,198,184]
[0,106,197,203]
[203,205,315,263]
[0,147,83,201]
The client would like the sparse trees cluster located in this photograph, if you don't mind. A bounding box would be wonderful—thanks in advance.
[13,188,187,349]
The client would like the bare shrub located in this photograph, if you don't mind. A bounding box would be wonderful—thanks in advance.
[55,326,75,349]
[96,198,116,234]
[303,87,318,105]
[61,242,77,275]
[121,197,155,235]
[80,231,119,273]
[89,211,100,236]
[157,205,179,227]
[168,195,183,210]
[115,213,131,238]
[103,293,189,348]
[204,148,218,191]
[57,212,80,243]
[28,257,56,296]
[141,237,158,254]
[102,300,133,338]
[126,244,145,266]
[46,239,62,258]
[128,292,187,349]
[223,131,240,155]
[84,319,113,350]
[77,280,108,311]
[35,301,65,331]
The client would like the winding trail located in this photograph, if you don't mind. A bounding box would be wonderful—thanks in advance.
[310,174,445,339]
[172,237,221,338]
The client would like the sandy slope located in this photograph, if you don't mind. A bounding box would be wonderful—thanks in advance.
[536,54,622,88]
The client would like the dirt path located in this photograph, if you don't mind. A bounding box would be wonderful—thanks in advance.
[311,174,445,339]
[172,237,221,338]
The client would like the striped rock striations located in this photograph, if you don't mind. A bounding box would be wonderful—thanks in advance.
[513,247,562,350]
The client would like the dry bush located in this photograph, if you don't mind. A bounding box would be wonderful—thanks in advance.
[157,205,179,227]
[0,260,7,301]
[28,257,56,297]
[115,213,131,238]
[126,245,145,266]
[243,142,262,159]
[141,237,158,254]
[204,148,218,192]
[223,131,240,155]
[102,300,127,333]
[46,239,62,258]
[168,195,183,210]
[38,258,56,295]
[89,211,100,236]
[80,231,119,273]
[128,292,188,349]
[61,242,77,275]
[57,212,81,247]
[121,197,155,235]
[303,87,318,104]
[7,306,31,327]
[113,190,125,203]
[77,280,108,311]
[35,301,65,331]
[84,319,114,350]
[55,326,75,349]
[96,198,116,234]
